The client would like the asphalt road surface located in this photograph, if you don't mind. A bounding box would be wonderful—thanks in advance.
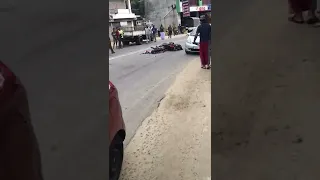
[109,35,196,146]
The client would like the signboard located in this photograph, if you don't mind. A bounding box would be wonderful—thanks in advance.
[182,0,190,17]
[190,5,209,12]
[179,2,211,12]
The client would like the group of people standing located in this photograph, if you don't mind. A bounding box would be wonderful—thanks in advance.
[109,27,124,54]
[288,0,320,26]
[164,24,182,39]
[145,25,158,43]
[143,23,181,43]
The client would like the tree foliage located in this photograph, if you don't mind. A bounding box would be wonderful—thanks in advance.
[131,0,145,17]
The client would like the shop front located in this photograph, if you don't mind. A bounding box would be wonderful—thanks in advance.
[177,0,211,22]
[177,0,211,27]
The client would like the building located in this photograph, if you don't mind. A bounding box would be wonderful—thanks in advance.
[145,0,210,29]
[109,0,128,37]
[109,0,127,14]
[178,0,211,17]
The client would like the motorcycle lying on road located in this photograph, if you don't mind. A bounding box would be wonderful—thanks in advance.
[143,42,183,54]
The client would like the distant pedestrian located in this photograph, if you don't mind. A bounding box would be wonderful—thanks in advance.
[116,28,121,48]
[109,37,115,54]
[193,15,211,69]
[160,24,165,40]
[118,28,124,48]
[168,25,173,38]
[145,25,151,43]
[178,24,182,34]
[111,28,118,49]
[152,25,158,42]
[173,25,177,36]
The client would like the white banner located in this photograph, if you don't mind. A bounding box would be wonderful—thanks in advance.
[179,2,210,12]
[190,6,209,12]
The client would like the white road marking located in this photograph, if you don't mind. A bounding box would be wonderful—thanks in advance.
[109,49,147,61]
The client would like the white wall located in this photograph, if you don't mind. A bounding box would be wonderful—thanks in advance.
[109,1,126,14]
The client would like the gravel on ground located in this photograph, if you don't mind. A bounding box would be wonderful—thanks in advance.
[120,58,211,180]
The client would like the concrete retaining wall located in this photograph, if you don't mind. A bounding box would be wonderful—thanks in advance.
[145,0,180,29]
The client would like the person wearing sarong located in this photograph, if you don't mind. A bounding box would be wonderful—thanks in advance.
[288,0,320,25]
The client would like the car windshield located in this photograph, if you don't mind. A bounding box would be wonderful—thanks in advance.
[190,27,198,36]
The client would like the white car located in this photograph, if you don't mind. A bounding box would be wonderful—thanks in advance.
[185,26,200,54]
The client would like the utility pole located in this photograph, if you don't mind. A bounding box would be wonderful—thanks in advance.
[126,0,132,13]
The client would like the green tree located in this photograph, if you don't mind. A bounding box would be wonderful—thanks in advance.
[131,0,145,17]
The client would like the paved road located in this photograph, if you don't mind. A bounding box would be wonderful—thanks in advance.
[109,35,196,145]
[212,0,320,179]
[0,9,192,179]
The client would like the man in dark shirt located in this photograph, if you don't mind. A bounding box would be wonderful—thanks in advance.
[0,61,43,180]
[194,15,211,69]
[152,25,158,42]
[111,28,118,49]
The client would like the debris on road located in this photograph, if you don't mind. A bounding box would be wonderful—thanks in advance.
[142,42,183,54]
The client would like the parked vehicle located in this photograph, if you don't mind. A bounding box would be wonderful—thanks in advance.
[0,61,43,180]
[109,81,126,180]
[185,26,200,54]
[122,20,153,45]
[183,17,200,33]
[109,9,153,46]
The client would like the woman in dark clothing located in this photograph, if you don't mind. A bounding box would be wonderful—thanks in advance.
[111,28,118,49]
[288,0,319,24]
[168,25,173,39]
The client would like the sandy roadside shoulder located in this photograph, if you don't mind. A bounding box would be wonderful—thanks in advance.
[120,58,211,180]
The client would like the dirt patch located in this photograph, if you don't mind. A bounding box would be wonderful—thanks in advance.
[120,59,211,180]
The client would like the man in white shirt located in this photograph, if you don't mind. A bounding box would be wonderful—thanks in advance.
[145,26,151,43]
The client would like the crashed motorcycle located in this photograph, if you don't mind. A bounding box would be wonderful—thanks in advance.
[142,42,183,54]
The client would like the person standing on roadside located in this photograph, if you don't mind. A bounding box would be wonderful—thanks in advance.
[118,28,124,48]
[193,15,211,69]
[173,24,177,36]
[152,25,158,42]
[145,25,151,43]
[160,24,165,40]
[115,28,121,48]
[206,13,211,67]
[109,36,115,54]
[111,28,118,49]
[0,61,44,180]
[168,25,173,39]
